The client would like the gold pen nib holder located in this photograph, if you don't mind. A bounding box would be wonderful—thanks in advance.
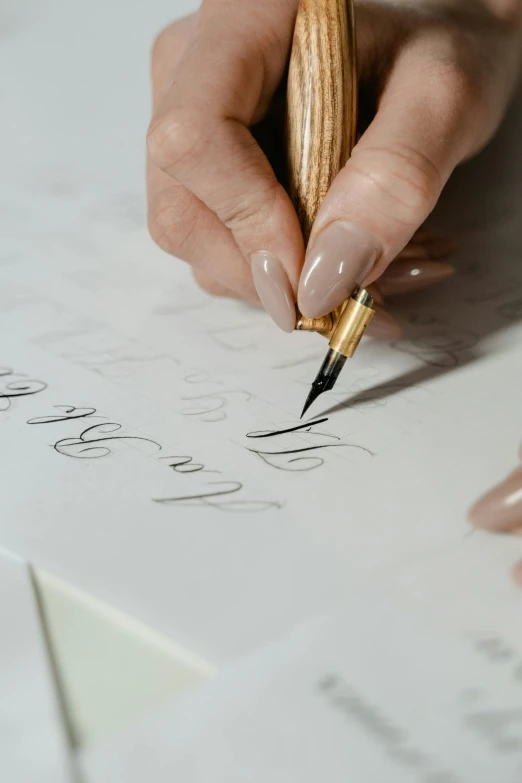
[295,286,374,356]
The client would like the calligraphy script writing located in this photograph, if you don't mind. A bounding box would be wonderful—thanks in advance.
[25,402,279,513]
[246,418,373,471]
[317,674,462,782]
[0,366,47,411]
[459,635,522,755]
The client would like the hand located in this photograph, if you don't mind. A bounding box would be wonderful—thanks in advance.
[147,0,522,335]
[469,443,522,586]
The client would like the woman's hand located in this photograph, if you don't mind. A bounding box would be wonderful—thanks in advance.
[469,442,522,586]
[147,0,522,334]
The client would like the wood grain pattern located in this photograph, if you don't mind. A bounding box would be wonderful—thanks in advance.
[286,0,357,243]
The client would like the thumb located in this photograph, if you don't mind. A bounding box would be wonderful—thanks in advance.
[297,48,482,318]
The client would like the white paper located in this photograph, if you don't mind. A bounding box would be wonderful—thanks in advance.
[1,0,522,662]
[2,1,522,778]
[82,597,522,783]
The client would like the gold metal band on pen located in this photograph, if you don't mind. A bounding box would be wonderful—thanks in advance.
[328,287,374,357]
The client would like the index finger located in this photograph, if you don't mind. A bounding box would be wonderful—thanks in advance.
[147,0,306,332]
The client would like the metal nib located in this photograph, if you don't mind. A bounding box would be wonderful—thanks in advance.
[299,348,347,418]
[300,384,324,419]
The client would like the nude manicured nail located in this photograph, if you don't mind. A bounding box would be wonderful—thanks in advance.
[468,465,522,532]
[366,306,403,340]
[412,228,435,242]
[423,237,458,258]
[379,260,454,296]
[251,251,296,333]
[298,221,380,317]
[398,239,457,261]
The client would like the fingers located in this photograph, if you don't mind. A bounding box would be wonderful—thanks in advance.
[297,42,487,318]
[147,0,304,330]
[192,269,243,300]
[379,259,454,297]
[468,446,522,589]
[150,14,198,106]
[366,306,403,340]
[366,235,456,335]
[397,237,457,262]
[148,15,256,296]
[469,466,522,534]
[147,160,258,299]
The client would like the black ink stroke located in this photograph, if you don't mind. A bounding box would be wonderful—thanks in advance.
[183,371,215,384]
[159,455,219,475]
[154,481,281,512]
[246,418,329,438]
[390,331,478,369]
[27,405,102,425]
[0,367,47,411]
[252,450,326,471]
[181,390,252,423]
[1,363,280,513]
[154,480,244,502]
[54,422,162,459]
[248,442,373,471]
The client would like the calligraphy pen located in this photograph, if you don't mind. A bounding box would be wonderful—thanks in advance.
[287,0,375,417]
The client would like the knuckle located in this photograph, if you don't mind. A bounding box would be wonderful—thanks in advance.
[431,59,481,115]
[350,144,442,227]
[223,196,264,231]
[221,178,282,234]
[148,191,197,257]
[147,112,202,176]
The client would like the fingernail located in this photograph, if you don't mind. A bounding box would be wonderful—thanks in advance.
[423,237,458,258]
[468,465,522,532]
[366,306,403,339]
[298,221,380,317]
[412,228,435,242]
[250,251,296,333]
[399,239,457,261]
[379,260,454,296]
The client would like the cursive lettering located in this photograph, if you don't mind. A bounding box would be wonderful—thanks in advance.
[181,390,252,423]
[54,422,162,459]
[0,367,47,411]
[154,481,281,512]
[246,418,329,438]
[246,418,372,471]
[27,405,101,425]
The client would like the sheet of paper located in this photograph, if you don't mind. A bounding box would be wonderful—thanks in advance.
[1,328,521,665]
[1,0,522,713]
[82,596,522,783]
[0,549,72,783]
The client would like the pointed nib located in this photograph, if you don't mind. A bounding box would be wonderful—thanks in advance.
[299,348,349,419]
[300,384,323,419]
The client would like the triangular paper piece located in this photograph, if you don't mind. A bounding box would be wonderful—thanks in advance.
[33,570,213,749]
